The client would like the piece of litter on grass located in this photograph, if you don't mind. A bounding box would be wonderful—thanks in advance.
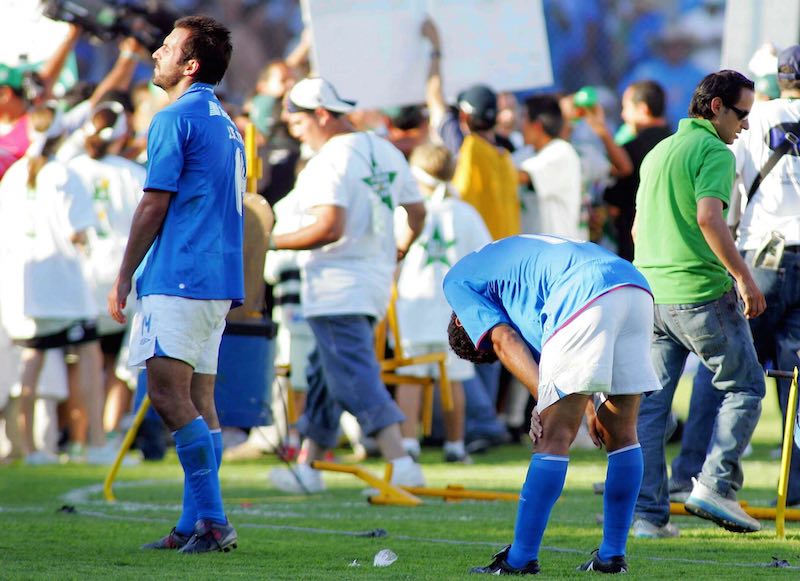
[355,528,388,538]
[769,557,791,568]
[373,549,398,567]
[57,505,76,514]
[349,560,361,567]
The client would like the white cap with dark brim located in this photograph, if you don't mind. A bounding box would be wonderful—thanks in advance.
[287,77,357,113]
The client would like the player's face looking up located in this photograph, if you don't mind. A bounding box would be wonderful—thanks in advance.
[152,27,193,91]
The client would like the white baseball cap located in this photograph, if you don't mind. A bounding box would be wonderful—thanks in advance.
[287,77,357,114]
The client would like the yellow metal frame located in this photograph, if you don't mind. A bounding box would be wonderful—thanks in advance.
[668,367,800,537]
[311,460,517,505]
[375,285,453,435]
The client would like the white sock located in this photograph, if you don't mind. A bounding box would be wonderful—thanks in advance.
[444,440,465,456]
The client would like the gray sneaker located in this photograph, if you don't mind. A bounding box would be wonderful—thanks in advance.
[684,477,761,533]
[631,518,679,539]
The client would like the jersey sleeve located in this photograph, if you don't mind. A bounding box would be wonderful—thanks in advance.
[443,262,511,350]
[695,145,735,206]
[143,110,185,193]
[296,154,348,210]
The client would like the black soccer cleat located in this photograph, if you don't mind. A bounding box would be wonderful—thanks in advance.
[141,527,191,550]
[179,519,238,554]
[577,549,628,574]
[469,544,540,575]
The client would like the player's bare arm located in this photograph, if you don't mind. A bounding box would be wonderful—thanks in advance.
[108,190,171,324]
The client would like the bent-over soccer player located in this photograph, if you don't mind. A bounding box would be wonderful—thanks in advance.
[443,234,661,574]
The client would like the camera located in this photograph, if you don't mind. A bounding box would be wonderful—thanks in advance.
[41,0,178,54]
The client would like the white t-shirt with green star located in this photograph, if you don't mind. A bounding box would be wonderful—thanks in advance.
[0,158,97,338]
[295,132,422,319]
[395,196,491,345]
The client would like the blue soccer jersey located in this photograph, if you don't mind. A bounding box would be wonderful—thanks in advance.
[443,235,651,354]
[138,83,245,305]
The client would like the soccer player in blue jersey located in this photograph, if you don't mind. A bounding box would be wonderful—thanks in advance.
[108,16,244,554]
[444,235,661,575]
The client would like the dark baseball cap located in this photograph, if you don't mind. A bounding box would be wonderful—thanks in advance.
[777,45,800,81]
[457,84,497,125]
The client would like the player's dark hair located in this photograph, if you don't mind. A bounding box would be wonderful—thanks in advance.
[447,312,498,364]
[689,70,754,120]
[175,15,232,85]
[524,94,564,138]
[628,80,666,118]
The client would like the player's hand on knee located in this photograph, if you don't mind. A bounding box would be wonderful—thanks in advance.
[584,400,603,449]
[528,408,542,447]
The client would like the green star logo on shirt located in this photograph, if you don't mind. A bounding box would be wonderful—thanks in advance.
[423,223,456,266]
[362,169,397,210]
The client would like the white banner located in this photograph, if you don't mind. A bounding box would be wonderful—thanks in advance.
[0,0,71,66]
[721,0,800,74]
[302,0,552,110]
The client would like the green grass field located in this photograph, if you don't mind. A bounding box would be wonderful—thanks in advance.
[1,377,799,580]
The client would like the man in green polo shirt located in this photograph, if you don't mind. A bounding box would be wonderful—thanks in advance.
[632,70,766,538]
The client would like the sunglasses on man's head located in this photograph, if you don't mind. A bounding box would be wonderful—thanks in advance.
[726,103,749,121]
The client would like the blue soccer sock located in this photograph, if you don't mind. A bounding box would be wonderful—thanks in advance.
[599,444,643,561]
[507,453,569,568]
[174,417,226,528]
[175,424,224,535]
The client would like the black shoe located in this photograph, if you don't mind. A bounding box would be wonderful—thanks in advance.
[470,545,540,575]
[141,527,191,550]
[179,519,238,554]
[577,549,628,574]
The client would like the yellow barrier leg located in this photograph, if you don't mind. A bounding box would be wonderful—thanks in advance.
[103,395,151,502]
[311,460,422,506]
[775,368,799,539]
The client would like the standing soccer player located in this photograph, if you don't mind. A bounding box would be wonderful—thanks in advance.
[108,16,244,554]
[444,235,661,575]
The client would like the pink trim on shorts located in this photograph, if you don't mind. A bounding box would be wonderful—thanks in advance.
[542,284,652,347]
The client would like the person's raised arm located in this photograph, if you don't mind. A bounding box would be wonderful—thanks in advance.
[285,28,311,72]
[36,24,82,101]
[421,18,447,128]
[87,37,144,109]
[696,196,765,318]
[582,103,633,177]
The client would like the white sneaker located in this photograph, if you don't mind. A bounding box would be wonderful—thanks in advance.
[631,518,680,539]
[24,450,61,465]
[684,477,761,533]
[391,459,426,488]
[270,464,325,494]
[362,459,426,496]
[86,443,141,466]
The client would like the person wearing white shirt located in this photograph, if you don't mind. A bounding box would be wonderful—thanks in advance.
[268,78,427,493]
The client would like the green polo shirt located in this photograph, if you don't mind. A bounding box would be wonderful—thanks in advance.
[634,118,734,304]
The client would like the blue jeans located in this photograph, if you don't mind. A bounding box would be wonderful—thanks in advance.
[671,250,800,501]
[296,315,405,449]
[636,289,765,526]
[670,364,721,489]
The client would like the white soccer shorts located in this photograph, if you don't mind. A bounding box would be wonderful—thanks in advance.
[128,294,231,374]
[536,285,661,412]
